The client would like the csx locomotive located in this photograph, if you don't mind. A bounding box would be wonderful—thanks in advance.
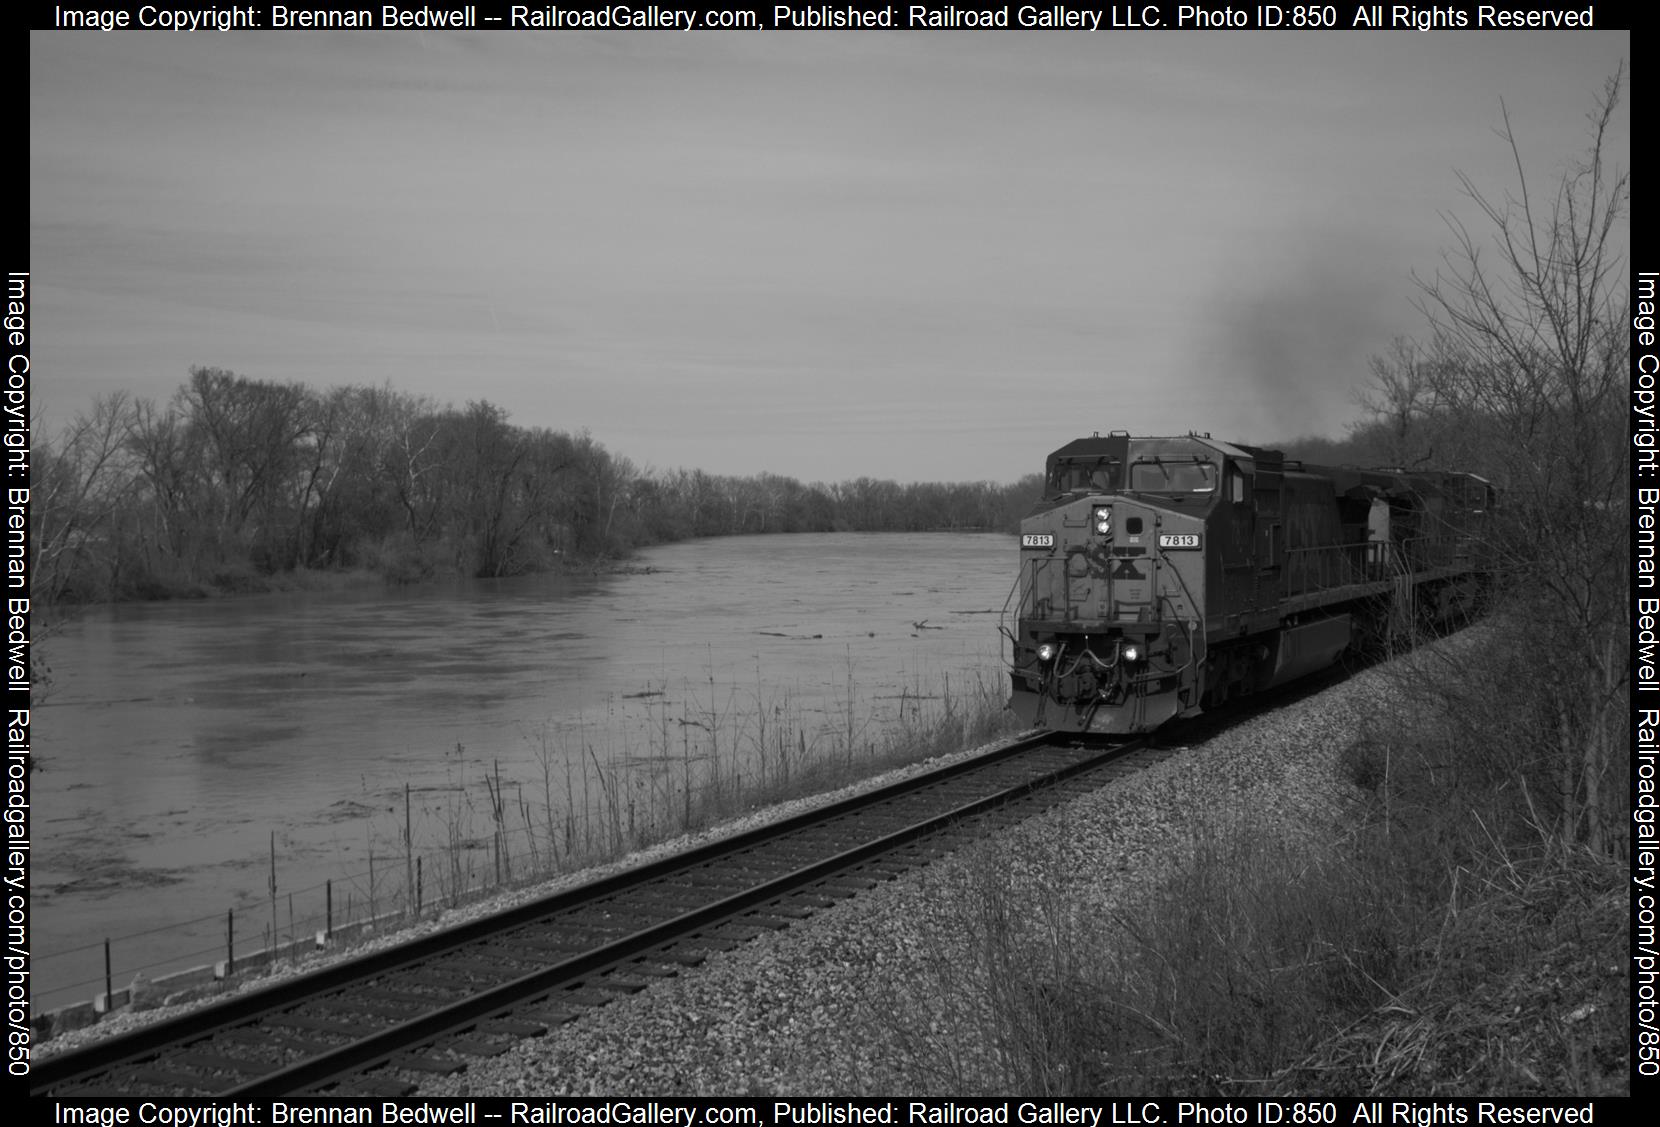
[1004,432,1492,733]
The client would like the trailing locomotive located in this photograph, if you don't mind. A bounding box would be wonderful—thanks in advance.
[1004,432,1492,733]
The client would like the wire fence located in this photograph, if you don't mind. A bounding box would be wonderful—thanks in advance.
[33,668,1016,1020]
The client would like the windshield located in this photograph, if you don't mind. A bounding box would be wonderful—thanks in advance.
[1128,458,1217,493]
[1049,458,1119,495]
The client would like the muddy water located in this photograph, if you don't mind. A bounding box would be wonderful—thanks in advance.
[32,533,1014,1011]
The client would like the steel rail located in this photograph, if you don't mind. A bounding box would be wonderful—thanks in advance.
[29,731,1115,1095]
[230,735,1145,1095]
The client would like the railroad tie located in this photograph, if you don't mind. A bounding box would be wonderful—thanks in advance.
[122,1067,225,1094]
[518,1005,585,1027]
[360,986,450,1007]
[728,915,793,932]
[266,1013,366,1035]
[646,949,709,967]
[478,1018,550,1037]
[327,1077,418,1097]
[327,997,423,1020]
[764,905,818,920]
[591,976,652,995]
[216,1027,338,1056]
[556,987,621,1007]
[813,878,879,894]
[172,1051,280,1077]
[392,1054,466,1075]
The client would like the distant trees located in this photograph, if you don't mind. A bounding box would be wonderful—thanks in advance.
[32,369,1045,604]
[34,375,584,598]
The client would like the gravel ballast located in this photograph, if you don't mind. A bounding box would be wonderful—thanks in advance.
[409,655,1417,1097]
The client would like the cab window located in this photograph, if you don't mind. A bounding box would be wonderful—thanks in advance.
[1049,459,1119,494]
[1128,459,1217,493]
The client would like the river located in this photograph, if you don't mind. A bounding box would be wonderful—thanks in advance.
[31,532,1014,1012]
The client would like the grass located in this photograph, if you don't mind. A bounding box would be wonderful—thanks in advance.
[883,617,1629,1096]
[461,660,1022,879]
[35,660,1021,1027]
[883,819,1119,1095]
[398,662,1019,901]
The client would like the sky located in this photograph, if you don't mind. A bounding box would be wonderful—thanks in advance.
[29,28,1631,484]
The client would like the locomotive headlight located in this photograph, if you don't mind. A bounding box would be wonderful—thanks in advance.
[1036,642,1057,662]
[1093,507,1112,536]
[1121,642,1142,663]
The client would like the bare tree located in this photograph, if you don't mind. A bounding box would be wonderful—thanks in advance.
[177,367,314,558]
[1351,336,1449,469]
[1379,68,1629,852]
[31,393,138,602]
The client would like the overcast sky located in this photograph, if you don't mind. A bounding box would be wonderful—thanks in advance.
[30,29,1630,484]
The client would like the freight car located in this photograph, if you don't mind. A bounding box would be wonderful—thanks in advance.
[1003,432,1492,733]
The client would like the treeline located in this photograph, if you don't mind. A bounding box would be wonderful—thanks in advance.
[32,367,1043,604]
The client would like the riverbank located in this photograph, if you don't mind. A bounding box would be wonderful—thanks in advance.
[33,687,1023,1052]
[406,626,1625,1097]
[31,534,1017,1020]
[32,625,1625,1094]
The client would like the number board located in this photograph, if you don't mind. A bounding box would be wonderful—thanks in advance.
[1021,533,1055,548]
[1158,533,1201,549]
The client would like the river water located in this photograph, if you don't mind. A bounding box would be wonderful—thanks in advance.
[31,533,1014,1012]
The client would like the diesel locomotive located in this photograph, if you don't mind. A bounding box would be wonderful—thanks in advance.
[1003,432,1493,733]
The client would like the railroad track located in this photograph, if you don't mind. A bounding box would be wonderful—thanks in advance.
[32,732,1172,1098]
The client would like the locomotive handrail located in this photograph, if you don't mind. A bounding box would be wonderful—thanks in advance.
[997,568,1030,666]
[1282,536,1460,598]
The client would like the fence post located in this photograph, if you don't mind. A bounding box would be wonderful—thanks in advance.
[104,939,111,1011]
[326,879,332,941]
[492,759,504,886]
[416,855,422,916]
[226,909,233,975]
[269,831,278,954]
[405,783,413,921]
